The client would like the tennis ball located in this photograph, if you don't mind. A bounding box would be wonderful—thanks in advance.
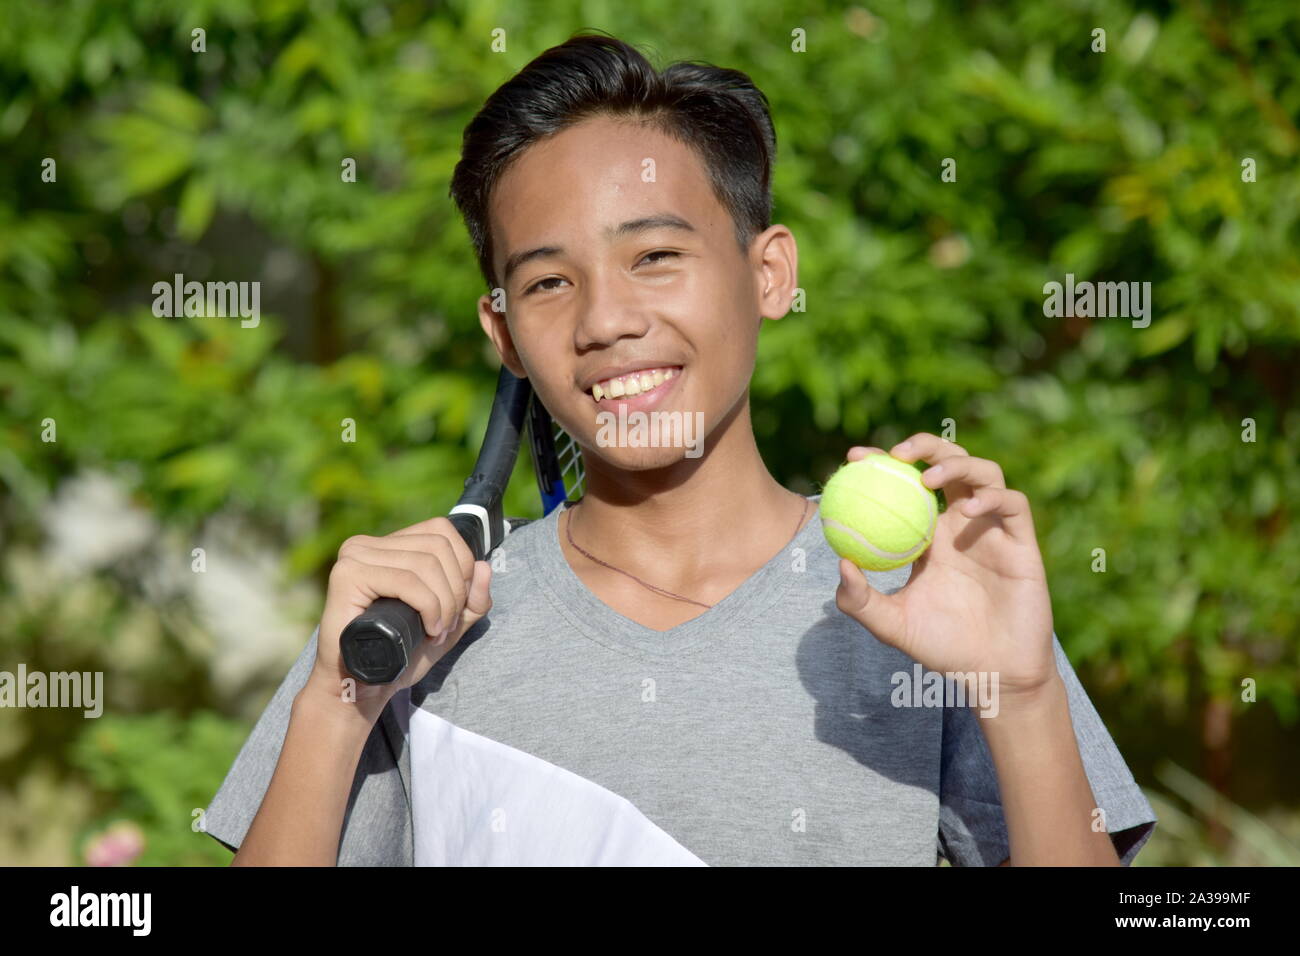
[820,453,938,572]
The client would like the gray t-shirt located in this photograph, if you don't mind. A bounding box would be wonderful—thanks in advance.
[203,495,1157,865]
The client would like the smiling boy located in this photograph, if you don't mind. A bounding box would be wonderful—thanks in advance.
[204,32,1156,866]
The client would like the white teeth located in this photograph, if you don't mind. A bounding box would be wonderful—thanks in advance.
[589,365,680,401]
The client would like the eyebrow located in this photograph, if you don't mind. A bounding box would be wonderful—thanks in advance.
[501,213,697,284]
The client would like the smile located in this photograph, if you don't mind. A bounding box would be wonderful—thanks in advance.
[587,365,680,400]
[586,365,683,412]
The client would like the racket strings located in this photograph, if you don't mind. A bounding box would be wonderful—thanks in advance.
[553,422,585,496]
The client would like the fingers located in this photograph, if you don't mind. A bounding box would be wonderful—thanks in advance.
[341,540,467,634]
[846,445,887,461]
[388,516,476,579]
[348,531,474,584]
[850,437,1002,492]
[329,558,447,640]
[919,455,1005,492]
[887,433,1006,504]
[388,514,458,538]
[957,487,1036,542]
[338,530,469,635]
[888,433,969,468]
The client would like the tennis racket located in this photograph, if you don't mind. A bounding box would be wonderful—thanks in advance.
[339,365,585,684]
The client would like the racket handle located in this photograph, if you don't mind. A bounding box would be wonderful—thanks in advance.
[338,597,427,685]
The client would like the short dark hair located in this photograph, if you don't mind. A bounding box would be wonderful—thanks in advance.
[450,31,777,290]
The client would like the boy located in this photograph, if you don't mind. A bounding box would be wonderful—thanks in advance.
[204,32,1156,866]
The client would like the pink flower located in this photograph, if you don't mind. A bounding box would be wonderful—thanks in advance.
[84,820,146,867]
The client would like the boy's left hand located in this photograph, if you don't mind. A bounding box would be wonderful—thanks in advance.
[833,433,1057,701]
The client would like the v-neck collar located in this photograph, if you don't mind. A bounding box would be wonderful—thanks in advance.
[386,493,827,861]
[529,494,823,659]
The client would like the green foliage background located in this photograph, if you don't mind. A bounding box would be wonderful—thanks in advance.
[1,0,1297,865]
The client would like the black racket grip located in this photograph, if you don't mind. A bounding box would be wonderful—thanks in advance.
[337,597,427,685]
[337,513,488,685]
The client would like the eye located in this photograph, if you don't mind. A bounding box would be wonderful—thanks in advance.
[524,276,568,296]
[524,252,678,295]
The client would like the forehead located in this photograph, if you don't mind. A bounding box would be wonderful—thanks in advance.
[488,114,726,264]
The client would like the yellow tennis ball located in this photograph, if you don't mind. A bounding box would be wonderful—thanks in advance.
[820,454,938,571]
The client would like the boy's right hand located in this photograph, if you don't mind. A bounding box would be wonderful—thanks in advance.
[306,516,494,719]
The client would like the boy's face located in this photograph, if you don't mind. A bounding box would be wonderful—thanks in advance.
[478,113,796,471]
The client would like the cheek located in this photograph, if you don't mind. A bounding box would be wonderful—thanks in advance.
[525,356,569,401]
[661,267,726,326]
[685,268,758,342]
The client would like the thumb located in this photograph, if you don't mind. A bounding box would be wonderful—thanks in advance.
[439,560,493,646]
[836,558,905,646]
[462,559,493,628]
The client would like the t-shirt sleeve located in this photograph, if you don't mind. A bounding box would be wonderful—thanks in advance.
[200,626,413,865]
[936,632,1157,866]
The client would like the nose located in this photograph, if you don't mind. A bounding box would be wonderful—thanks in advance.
[574,269,651,349]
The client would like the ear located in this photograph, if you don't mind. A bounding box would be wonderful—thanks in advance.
[477,290,527,378]
[752,224,799,321]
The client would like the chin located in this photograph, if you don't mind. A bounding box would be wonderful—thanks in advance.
[585,441,703,472]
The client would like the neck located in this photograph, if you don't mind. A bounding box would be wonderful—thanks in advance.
[564,391,811,591]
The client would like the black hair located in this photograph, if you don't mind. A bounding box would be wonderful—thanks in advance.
[450,31,777,290]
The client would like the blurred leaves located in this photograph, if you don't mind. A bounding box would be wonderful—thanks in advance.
[70,712,250,867]
[1137,761,1300,866]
